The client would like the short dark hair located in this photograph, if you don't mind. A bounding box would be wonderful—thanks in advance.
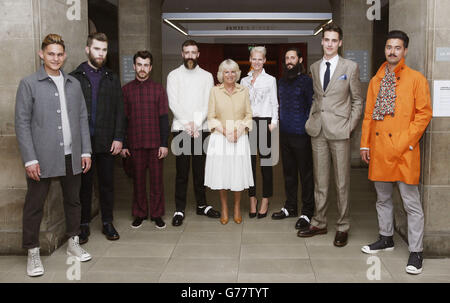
[322,22,343,40]
[87,32,108,47]
[386,30,409,48]
[133,50,153,65]
[285,47,303,59]
[182,39,199,51]
[41,34,65,51]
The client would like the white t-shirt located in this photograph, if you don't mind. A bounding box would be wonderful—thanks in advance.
[49,73,72,155]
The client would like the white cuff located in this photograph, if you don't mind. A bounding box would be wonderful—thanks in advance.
[81,153,91,158]
[25,160,38,167]
[360,147,370,151]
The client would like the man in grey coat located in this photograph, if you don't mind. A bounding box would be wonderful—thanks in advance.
[15,34,93,277]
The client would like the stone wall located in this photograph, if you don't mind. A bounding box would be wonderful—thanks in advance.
[0,0,88,255]
[118,0,163,84]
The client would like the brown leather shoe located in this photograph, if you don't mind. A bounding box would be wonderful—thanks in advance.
[297,225,327,237]
[334,231,348,247]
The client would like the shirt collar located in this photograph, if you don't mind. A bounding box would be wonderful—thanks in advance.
[219,83,245,94]
[322,54,339,67]
[83,61,103,74]
[247,68,266,77]
[37,65,70,82]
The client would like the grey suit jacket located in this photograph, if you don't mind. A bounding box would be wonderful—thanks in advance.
[15,65,91,178]
[305,56,363,140]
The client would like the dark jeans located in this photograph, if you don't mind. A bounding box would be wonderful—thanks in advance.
[280,131,315,218]
[23,155,81,249]
[248,117,273,198]
[172,131,209,212]
[80,152,115,224]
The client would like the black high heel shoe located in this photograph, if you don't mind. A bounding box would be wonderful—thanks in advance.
[257,199,269,219]
[249,199,258,218]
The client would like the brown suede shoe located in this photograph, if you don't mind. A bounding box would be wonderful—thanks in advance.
[297,225,327,237]
[334,231,348,247]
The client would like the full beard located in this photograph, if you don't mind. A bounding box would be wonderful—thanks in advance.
[136,71,149,80]
[282,63,301,81]
[88,52,106,69]
[183,58,198,69]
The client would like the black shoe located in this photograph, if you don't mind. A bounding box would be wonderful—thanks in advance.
[249,199,258,218]
[172,212,184,227]
[131,217,147,229]
[333,231,348,247]
[295,216,311,231]
[406,252,423,275]
[197,205,221,218]
[297,226,327,237]
[102,222,120,241]
[361,235,395,254]
[257,211,267,219]
[271,207,298,220]
[151,217,166,229]
[79,224,90,245]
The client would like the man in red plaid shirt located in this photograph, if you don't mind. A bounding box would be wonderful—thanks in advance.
[121,51,169,229]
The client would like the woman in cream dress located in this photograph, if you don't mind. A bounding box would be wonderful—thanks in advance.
[204,59,253,224]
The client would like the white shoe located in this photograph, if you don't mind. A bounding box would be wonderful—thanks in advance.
[27,247,44,277]
[67,236,92,262]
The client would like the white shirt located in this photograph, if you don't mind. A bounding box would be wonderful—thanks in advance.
[167,64,214,131]
[319,54,340,90]
[240,69,278,126]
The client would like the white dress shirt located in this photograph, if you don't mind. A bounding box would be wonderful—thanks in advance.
[240,68,278,126]
[319,54,340,90]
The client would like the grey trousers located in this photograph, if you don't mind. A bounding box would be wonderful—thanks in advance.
[310,131,351,232]
[374,181,424,252]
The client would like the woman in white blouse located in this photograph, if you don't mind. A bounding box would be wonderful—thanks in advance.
[240,46,278,219]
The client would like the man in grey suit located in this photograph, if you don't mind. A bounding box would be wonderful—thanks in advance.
[298,23,362,247]
[15,34,93,277]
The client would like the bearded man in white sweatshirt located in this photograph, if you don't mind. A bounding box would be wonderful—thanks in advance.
[167,40,221,226]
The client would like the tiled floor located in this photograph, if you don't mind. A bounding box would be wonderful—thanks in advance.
[1,155,449,283]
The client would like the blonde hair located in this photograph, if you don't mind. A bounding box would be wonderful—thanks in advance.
[217,59,241,83]
[41,34,65,51]
[250,46,266,58]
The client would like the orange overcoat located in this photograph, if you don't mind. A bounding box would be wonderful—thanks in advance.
[360,58,432,185]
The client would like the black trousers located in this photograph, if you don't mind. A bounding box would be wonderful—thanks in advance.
[173,131,209,212]
[280,131,315,218]
[248,117,273,198]
[80,152,115,224]
[23,155,81,249]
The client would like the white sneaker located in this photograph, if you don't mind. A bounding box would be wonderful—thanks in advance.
[27,247,44,277]
[67,236,92,262]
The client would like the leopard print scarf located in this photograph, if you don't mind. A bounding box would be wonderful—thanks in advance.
[372,66,397,121]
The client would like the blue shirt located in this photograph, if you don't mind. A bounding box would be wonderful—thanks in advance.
[82,62,103,136]
[278,74,313,135]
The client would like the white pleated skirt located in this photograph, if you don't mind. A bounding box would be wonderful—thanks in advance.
[204,132,254,191]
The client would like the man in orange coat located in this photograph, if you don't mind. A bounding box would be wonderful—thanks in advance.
[360,30,432,275]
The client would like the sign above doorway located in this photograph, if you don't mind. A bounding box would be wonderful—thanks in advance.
[162,12,332,37]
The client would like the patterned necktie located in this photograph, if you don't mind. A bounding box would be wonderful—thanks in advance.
[323,62,331,91]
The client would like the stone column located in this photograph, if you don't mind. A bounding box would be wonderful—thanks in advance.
[329,0,373,167]
[118,0,163,84]
[0,0,88,255]
[390,0,450,257]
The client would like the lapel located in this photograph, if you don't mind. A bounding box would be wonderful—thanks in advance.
[325,56,346,93]
[312,61,323,93]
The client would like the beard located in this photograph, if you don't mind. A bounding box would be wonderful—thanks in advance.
[88,52,106,69]
[183,58,198,69]
[282,62,301,81]
[136,70,149,80]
